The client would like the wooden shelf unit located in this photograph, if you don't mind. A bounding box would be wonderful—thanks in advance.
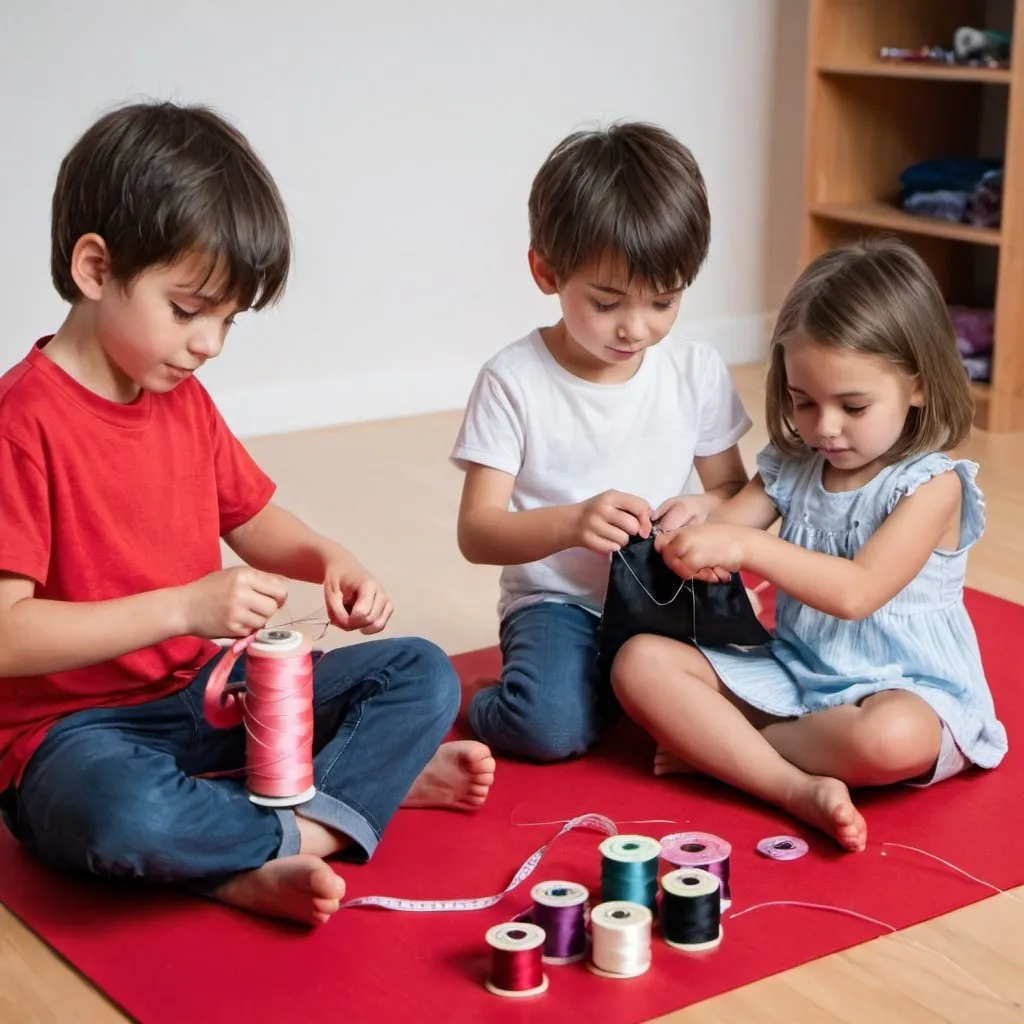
[801,0,1024,432]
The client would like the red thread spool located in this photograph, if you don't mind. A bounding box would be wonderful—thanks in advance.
[203,628,317,808]
[484,923,549,998]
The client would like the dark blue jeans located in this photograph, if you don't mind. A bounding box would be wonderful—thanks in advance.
[0,637,458,886]
[468,600,613,761]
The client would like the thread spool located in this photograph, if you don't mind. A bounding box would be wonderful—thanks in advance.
[599,835,661,915]
[660,831,732,908]
[203,628,317,808]
[587,901,653,979]
[484,923,549,997]
[660,868,723,952]
[757,835,809,861]
[529,881,588,964]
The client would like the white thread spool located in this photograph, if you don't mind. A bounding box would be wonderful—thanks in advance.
[586,900,653,979]
[484,922,549,997]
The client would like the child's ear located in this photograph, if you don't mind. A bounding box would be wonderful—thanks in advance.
[70,233,112,301]
[528,249,559,295]
[909,376,925,408]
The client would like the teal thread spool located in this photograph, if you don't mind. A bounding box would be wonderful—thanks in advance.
[598,835,661,916]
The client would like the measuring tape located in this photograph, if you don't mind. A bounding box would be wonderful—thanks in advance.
[340,813,618,912]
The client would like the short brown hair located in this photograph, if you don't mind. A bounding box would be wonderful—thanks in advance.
[51,100,290,310]
[528,122,710,292]
[766,237,974,460]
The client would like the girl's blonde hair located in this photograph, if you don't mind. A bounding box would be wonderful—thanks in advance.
[766,237,974,461]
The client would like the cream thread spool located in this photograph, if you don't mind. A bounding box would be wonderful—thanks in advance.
[660,868,723,952]
[587,900,653,979]
[484,923,549,997]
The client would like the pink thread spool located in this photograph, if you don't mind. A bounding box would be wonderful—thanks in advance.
[204,628,317,808]
[660,832,732,909]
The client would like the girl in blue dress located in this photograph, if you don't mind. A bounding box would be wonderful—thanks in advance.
[612,238,1007,852]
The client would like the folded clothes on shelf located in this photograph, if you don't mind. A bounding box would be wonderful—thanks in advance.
[949,305,995,383]
[899,158,1003,227]
[949,305,995,356]
[962,353,992,383]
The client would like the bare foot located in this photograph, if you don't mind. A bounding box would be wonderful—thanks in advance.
[296,815,351,859]
[653,746,695,776]
[457,676,498,731]
[402,740,496,811]
[212,854,346,926]
[784,775,867,852]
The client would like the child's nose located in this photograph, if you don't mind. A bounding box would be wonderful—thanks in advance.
[189,326,224,361]
[818,409,842,437]
[619,311,646,344]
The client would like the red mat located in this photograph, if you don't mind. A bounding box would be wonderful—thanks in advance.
[0,586,1018,1024]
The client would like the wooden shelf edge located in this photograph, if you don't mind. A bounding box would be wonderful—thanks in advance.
[971,383,990,431]
[808,202,1002,247]
[974,387,1024,433]
[818,62,1012,85]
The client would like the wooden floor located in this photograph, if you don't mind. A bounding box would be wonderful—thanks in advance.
[1,364,1022,1022]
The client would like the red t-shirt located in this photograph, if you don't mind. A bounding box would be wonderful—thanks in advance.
[0,340,275,790]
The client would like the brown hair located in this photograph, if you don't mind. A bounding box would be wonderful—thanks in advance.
[766,237,974,460]
[528,122,710,293]
[51,100,290,310]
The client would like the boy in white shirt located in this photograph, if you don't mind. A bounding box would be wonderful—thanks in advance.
[451,122,751,761]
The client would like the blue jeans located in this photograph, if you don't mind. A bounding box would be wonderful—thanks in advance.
[0,637,458,887]
[468,600,612,761]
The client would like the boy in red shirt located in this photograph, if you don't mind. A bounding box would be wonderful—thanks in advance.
[0,101,494,926]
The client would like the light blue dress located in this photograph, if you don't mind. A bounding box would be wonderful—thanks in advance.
[700,445,1008,770]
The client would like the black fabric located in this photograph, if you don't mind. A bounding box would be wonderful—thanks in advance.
[597,530,771,678]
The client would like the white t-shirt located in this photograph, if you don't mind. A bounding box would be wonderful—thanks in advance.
[451,329,751,620]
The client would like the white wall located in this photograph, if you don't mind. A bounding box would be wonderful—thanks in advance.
[0,0,801,439]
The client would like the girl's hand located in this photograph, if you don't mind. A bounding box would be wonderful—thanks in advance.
[324,560,393,634]
[654,525,744,583]
[653,494,718,531]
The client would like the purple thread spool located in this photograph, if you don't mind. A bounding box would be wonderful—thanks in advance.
[529,881,588,964]
[757,835,809,861]
[660,832,732,909]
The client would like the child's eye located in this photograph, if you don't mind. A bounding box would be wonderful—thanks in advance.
[793,400,814,411]
[593,301,618,313]
[170,302,199,322]
[653,298,676,311]
[844,405,867,416]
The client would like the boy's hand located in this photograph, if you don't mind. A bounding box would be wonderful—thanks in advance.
[325,561,393,634]
[179,567,288,638]
[653,494,718,531]
[654,524,742,584]
[573,490,653,554]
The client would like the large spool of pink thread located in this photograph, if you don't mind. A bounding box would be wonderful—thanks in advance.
[203,628,317,808]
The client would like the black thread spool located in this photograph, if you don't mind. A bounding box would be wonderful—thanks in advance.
[660,868,723,952]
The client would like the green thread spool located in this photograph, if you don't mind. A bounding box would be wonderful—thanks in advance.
[598,835,661,916]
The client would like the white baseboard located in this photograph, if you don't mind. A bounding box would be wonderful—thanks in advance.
[215,312,774,439]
